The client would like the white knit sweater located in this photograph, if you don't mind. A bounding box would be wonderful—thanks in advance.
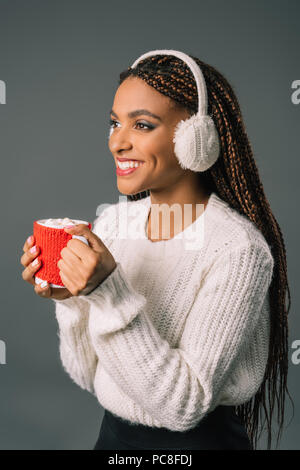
[53,191,274,432]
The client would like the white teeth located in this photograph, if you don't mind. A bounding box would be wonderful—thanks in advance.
[117,160,142,169]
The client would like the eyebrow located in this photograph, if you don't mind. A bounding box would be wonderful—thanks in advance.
[110,108,162,122]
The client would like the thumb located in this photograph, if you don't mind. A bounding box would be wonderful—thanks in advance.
[64,224,106,252]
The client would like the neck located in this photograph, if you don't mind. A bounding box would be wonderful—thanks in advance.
[147,182,210,242]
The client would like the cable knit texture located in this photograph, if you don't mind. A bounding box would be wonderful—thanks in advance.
[53,192,274,432]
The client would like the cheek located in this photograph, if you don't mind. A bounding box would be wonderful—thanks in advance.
[142,131,177,165]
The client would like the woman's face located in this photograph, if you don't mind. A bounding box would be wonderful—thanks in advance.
[108,76,192,196]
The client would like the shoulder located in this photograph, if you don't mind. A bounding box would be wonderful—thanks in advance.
[207,192,274,265]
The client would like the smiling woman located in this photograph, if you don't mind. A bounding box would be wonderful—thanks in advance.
[51,49,292,451]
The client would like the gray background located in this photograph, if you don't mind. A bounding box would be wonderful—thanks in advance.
[0,0,299,450]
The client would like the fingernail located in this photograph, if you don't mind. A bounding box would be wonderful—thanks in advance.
[30,245,37,253]
[32,258,39,266]
[41,280,48,288]
[27,235,33,244]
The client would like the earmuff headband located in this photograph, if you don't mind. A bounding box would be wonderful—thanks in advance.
[130,49,207,116]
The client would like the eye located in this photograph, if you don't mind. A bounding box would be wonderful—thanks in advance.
[136,122,151,130]
[109,119,119,129]
[109,119,154,131]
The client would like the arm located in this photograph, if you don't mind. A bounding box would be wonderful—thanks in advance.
[53,203,118,394]
[83,242,274,431]
[53,295,97,394]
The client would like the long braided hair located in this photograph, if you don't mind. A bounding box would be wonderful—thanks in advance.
[116,53,293,450]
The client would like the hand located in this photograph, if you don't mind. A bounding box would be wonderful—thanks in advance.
[20,235,73,300]
[58,224,117,296]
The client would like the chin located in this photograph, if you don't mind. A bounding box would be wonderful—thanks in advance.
[117,184,146,197]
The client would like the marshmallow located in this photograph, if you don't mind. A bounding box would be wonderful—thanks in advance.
[38,217,90,229]
[43,217,77,227]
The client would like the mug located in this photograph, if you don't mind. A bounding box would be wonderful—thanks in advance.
[33,218,92,288]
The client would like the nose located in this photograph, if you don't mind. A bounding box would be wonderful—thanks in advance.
[109,125,133,154]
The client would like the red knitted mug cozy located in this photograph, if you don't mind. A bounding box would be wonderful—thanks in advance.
[33,220,92,287]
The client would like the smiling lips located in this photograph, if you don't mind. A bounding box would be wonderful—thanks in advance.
[116,160,144,175]
[117,157,143,162]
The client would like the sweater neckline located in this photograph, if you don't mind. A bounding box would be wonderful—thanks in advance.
[133,191,220,260]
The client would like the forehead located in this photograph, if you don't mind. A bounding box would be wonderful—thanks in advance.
[113,77,175,118]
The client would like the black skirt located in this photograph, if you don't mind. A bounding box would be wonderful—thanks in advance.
[93,405,253,450]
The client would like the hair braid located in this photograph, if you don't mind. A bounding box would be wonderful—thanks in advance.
[117,53,294,450]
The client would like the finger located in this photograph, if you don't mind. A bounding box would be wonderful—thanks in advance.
[20,244,40,267]
[59,270,78,296]
[58,248,88,280]
[64,224,106,252]
[34,282,72,300]
[63,238,98,268]
[58,258,85,285]
[22,256,41,285]
[60,244,87,270]
[34,280,52,298]
[23,234,35,252]
[50,286,73,300]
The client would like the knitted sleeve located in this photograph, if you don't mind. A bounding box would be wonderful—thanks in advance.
[83,241,274,431]
[52,203,118,395]
[53,295,97,394]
